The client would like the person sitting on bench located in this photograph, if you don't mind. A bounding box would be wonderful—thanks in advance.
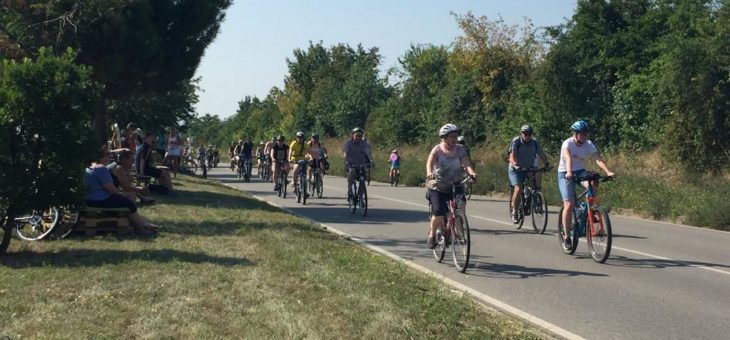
[138,132,174,194]
[112,149,156,204]
[85,146,158,232]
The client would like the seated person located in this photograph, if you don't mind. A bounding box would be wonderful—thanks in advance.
[138,132,174,194]
[85,146,158,232]
[112,149,156,204]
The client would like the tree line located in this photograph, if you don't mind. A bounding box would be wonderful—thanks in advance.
[199,0,729,173]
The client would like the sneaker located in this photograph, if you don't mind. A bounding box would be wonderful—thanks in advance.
[511,212,519,224]
[563,237,572,249]
[427,236,436,249]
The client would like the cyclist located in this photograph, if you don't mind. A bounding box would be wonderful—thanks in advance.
[256,141,266,175]
[343,127,372,200]
[239,137,254,177]
[264,137,276,182]
[271,135,290,191]
[289,131,311,195]
[307,133,327,182]
[228,141,237,171]
[558,120,615,248]
[425,124,477,249]
[232,140,243,172]
[388,149,401,185]
[508,125,551,223]
[457,135,471,160]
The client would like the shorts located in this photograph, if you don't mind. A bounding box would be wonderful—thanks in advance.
[426,189,453,217]
[86,194,137,214]
[167,147,181,157]
[508,167,527,186]
[557,169,587,202]
[390,164,400,170]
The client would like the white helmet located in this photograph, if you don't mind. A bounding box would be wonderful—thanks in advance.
[439,123,459,137]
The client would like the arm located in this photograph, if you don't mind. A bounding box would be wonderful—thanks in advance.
[562,146,573,180]
[594,152,615,177]
[426,152,435,179]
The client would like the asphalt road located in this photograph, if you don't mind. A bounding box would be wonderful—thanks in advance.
[208,166,730,340]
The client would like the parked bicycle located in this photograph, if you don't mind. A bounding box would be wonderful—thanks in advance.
[509,167,550,233]
[180,153,197,175]
[275,160,288,198]
[429,176,474,273]
[309,158,324,199]
[14,207,60,241]
[558,172,614,263]
[347,164,370,216]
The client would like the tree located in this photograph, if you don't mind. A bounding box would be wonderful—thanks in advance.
[0,49,98,256]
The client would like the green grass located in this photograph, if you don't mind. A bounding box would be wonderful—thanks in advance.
[325,138,730,230]
[0,175,544,339]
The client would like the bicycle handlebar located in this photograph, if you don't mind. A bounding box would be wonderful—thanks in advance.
[572,172,614,183]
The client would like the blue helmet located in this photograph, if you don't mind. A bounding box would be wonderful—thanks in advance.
[571,120,590,133]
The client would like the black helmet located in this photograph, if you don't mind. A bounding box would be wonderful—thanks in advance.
[311,133,320,139]
[296,131,305,138]
[276,135,285,141]
[520,125,533,134]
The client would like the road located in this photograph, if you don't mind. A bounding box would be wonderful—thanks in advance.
[208,167,730,340]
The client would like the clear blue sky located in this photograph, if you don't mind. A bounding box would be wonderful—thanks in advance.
[194,0,577,119]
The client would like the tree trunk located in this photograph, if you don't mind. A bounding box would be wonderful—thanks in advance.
[93,103,108,146]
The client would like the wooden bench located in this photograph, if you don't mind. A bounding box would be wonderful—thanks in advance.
[74,207,133,236]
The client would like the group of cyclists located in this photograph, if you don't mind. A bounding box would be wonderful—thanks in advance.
[425,120,615,250]
[214,119,615,253]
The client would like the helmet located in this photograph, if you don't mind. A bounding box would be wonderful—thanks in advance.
[571,120,590,133]
[457,135,465,142]
[296,131,304,138]
[392,149,398,154]
[311,133,320,139]
[351,127,364,134]
[238,140,243,143]
[520,125,533,134]
[259,141,264,145]
[276,135,284,141]
[439,123,459,137]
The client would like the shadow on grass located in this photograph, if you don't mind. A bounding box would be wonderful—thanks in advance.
[156,219,323,237]
[1,248,253,268]
[157,187,280,212]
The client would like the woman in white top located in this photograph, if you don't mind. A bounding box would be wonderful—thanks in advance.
[558,120,615,248]
[164,127,182,178]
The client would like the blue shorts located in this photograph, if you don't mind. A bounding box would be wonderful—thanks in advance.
[557,169,587,202]
[390,164,400,170]
[508,168,527,187]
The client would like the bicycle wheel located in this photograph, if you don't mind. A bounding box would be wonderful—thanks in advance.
[281,173,288,198]
[359,182,367,216]
[531,191,548,234]
[395,173,400,187]
[51,208,80,239]
[517,192,527,229]
[451,209,471,273]
[316,174,323,198]
[348,183,357,214]
[587,207,612,263]
[300,172,307,205]
[277,173,283,197]
[15,207,61,241]
[366,168,371,186]
[557,207,578,255]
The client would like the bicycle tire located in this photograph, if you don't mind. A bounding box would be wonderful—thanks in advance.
[282,173,287,198]
[531,191,548,234]
[394,173,399,187]
[366,168,371,186]
[300,172,307,205]
[517,191,526,229]
[50,208,80,239]
[348,183,356,214]
[587,207,612,263]
[359,182,367,216]
[316,174,323,198]
[466,181,472,200]
[0,220,11,257]
[557,206,578,255]
[15,207,61,241]
[452,209,471,273]
[277,172,283,197]
[508,185,514,220]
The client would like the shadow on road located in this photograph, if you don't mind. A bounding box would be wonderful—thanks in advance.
[467,261,609,279]
[606,255,730,271]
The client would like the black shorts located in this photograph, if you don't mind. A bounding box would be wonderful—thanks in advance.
[86,194,137,214]
[426,189,453,216]
[144,166,163,178]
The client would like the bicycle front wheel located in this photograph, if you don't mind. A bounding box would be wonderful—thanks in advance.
[300,172,307,205]
[359,182,368,216]
[587,207,612,263]
[316,174,323,198]
[531,191,548,234]
[348,183,357,214]
[451,210,470,273]
[15,207,60,241]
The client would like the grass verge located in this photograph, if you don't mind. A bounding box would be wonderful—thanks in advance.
[0,174,544,339]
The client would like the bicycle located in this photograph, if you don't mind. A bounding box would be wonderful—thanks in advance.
[239,156,252,182]
[509,167,549,234]
[294,160,308,205]
[462,172,473,200]
[428,176,473,273]
[309,158,324,199]
[365,165,371,186]
[275,160,288,198]
[14,207,61,241]
[389,168,400,187]
[347,164,370,216]
[260,157,271,181]
[558,172,614,263]
[181,154,197,175]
